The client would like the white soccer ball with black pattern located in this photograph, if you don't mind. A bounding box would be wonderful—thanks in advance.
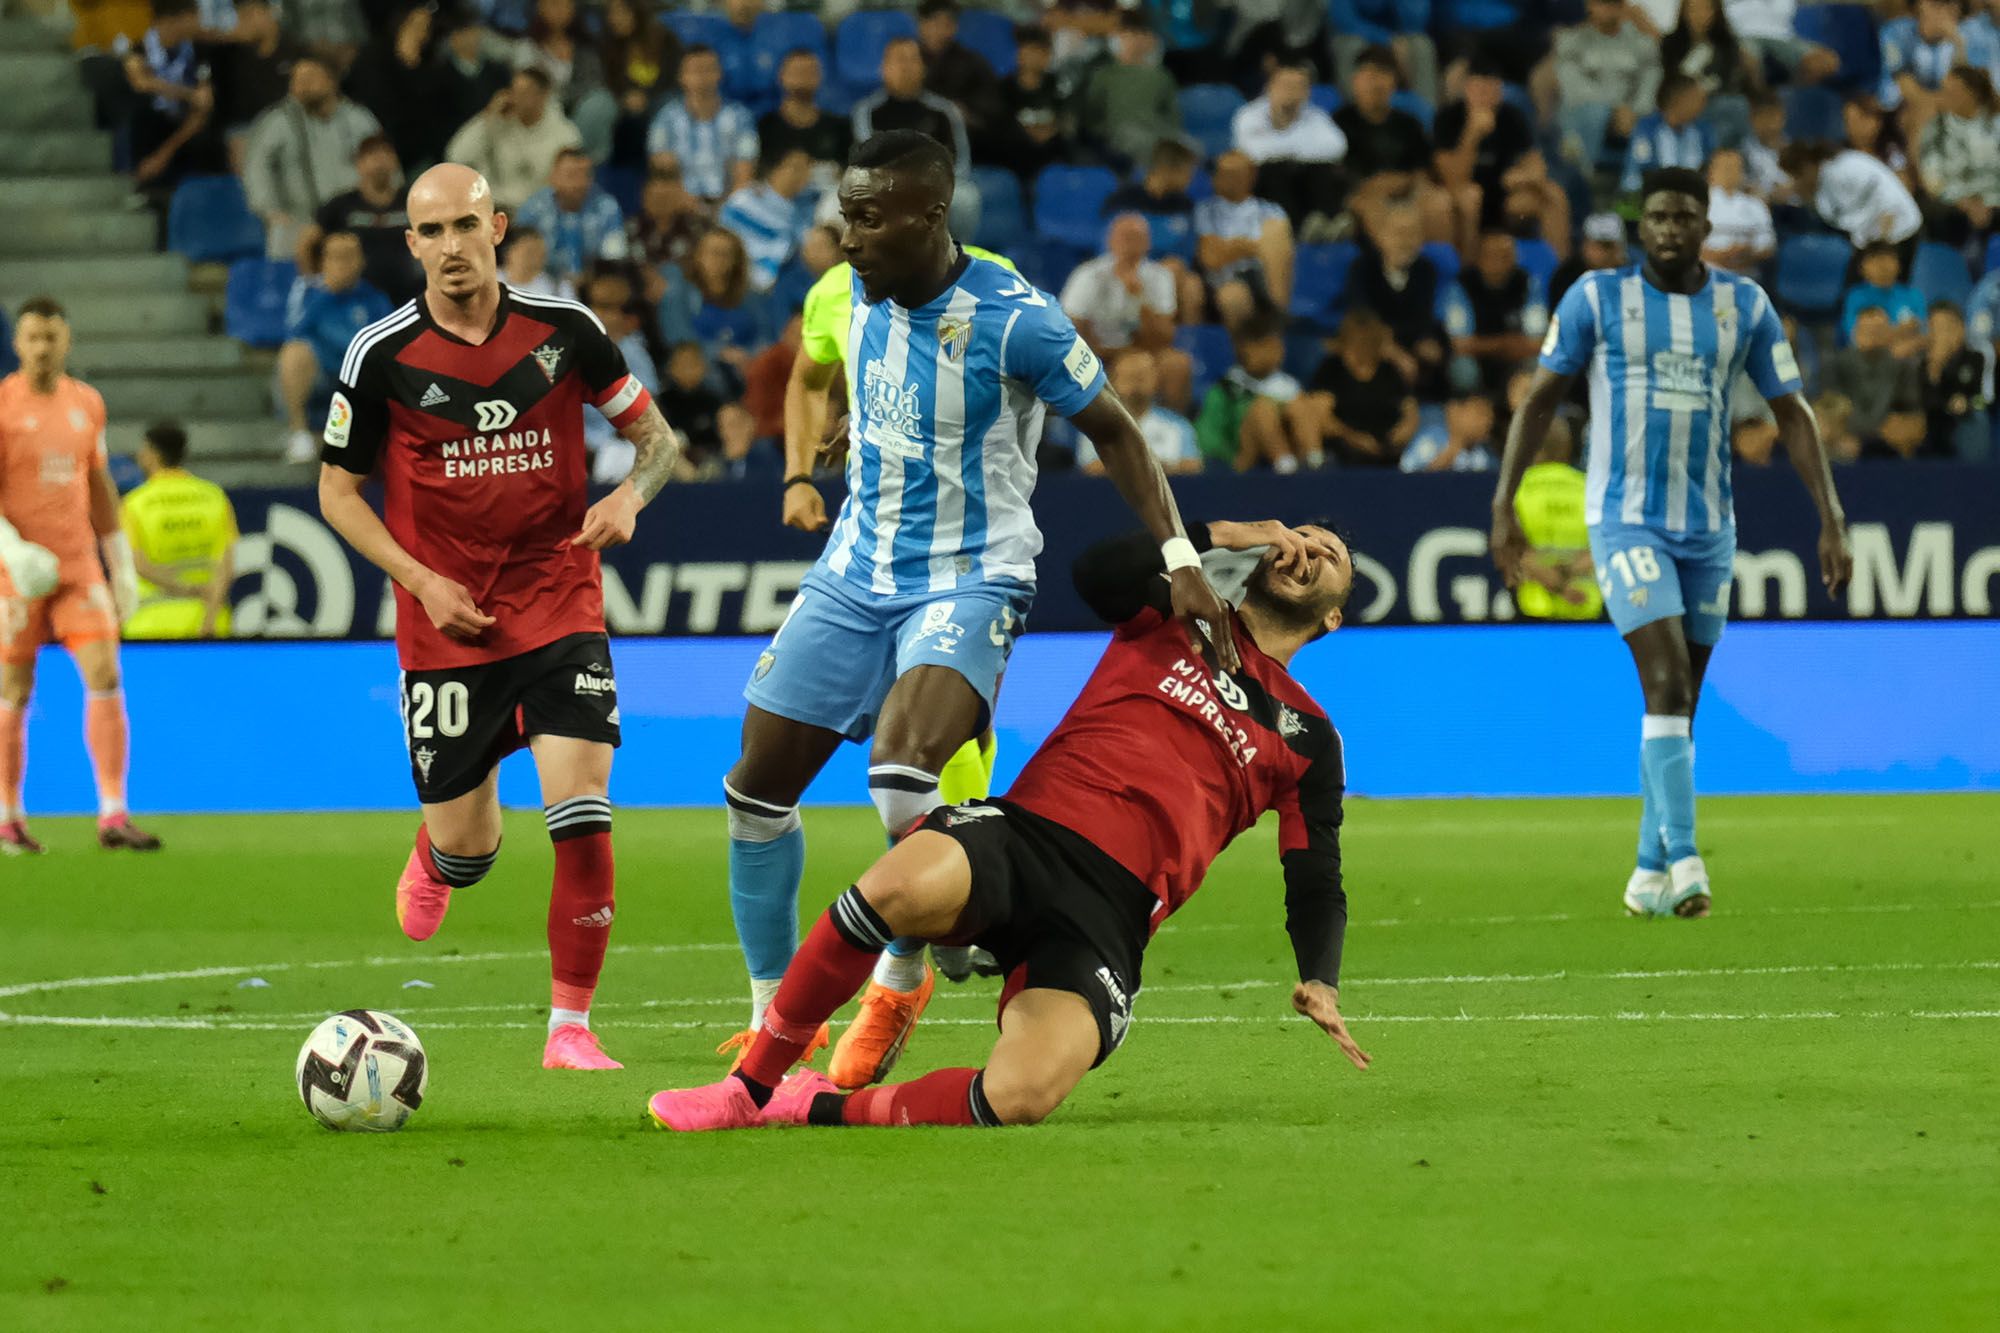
[295,1010,428,1132]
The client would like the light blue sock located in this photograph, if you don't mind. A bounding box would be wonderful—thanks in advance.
[1636,725,1667,873]
[724,782,805,1022]
[1641,714,1697,863]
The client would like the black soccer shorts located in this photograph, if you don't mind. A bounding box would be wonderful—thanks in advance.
[399,631,621,804]
[920,800,1154,1066]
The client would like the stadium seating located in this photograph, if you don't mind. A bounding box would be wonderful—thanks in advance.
[1774,234,1853,317]
[1032,165,1120,250]
[1175,322,1235,398]
[1985,234,2000,278]
[1912,242,1971,307]
[834,10,919,92]
[1143,210,1196,262]
[662,12,735,52]
[1283,330,1324,382]
[598,163,643,220]
[1391,90,1434,132]
[1178,84,1246,161]
[1422,241,1461,286]
[956,9,1019,77]
[224,258,297,349]
[1794,5,1884,94]
[167,176,265,264]
[1310,84,1341,115]
[1784,84,1844,144]
[1291,242,1358,328]
[970,165,1025,249]
[1516,238,1558,292]
[753,11,829,64]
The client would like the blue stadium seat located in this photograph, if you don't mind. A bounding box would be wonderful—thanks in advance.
[1784,84,1844,144]
[662,12,734,52]
[598,163,643,219]
[1178,84,1245,161]
[726,14,828,113]
[1391,90,1434,132]
[166,175,265,263]
[1774,234,1853,317]
[1290,242,1358,328]
[1186,167,1213,201]
[1283,330,1325,382]
[1141,210,1196,262]
[1176,323,1235,398]
[1912,241,1971,307]
[1010,238,1086,294]
[753,11,828,63]
[224,258,297,349]
[1032,165,1120,250]
[970,165,1025,248]
[1421,241,1461,286]
[957,9,1018,77]
[1983,233,2000,277]
[0,308,15,377]
[1515,237,1558,290]
[1310,84,1341,115]
[1794,5,1882,94]
[834,10,918,92]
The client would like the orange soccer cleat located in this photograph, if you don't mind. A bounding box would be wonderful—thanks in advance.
[828,965,935,1090]
[715,1021,830,1073]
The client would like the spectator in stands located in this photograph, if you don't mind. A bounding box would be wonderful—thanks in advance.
[1661,0,1761,151]
[1551,0,1663,172]
[1061,214,1195,409]
[742,315,797,446]
[598,0,678,166]
[1232,61,1348,236]
[1079,13,1182,168]
[1454,230,1549,396]
[1403,391,1499,472]
[1841,241,1928,353]
[657,341,728,464]
[1193,149,1295,327]
[646,45,758,203]
[297,134,419,301]
[1435,52,1568,259]
[514,0,615,161]
[514,147,631,282]
[1880,0,2000,127]
[445,66,583,214]
[719,144,815,294]
[1048,0,1120,104]
[1289,306,1418,467]
[631,165,708,299]
[1723,0,1840,86]
[1330,0,1439,105]
[208,0,301,143]
[438,12,513,135]
[1002,24,1069,180]
[121,421,239,641]
[854,38,982,237]
[1193,308,1307,471]
[1228,0,1335,87]
[1104,138,1200,246]
[658,227,768,381]
[1782,140,1925,254]
[1621,74,1714,197]
[345,4,448,171]
[1844,94,1914,181]
[499,225,573,300]
[278,229,390,462]
[1335,45,1449,244]
[917,0,1008,155]
[1074,351,1202,475]
[1923,299,1991,459]
[1142,0,1228,84]
[1818,305,1927,459]
[118,0,225,188]
[1919,66,2000,244]
[1349,204,1460,399]
[1550,211,1627,303]
[1703,147,1777,275]
[580,269,667,482]
[1743,90,1790,197]
[242,55,380,259]
[759,51,852,191]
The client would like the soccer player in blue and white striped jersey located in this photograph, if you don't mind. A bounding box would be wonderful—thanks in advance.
[1491,168,1852,919]
[721,131,1235,1089]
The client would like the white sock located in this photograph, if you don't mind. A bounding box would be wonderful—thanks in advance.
[100,799,126,820]
[549,1007,589,1033]
[873,949,928,991]
[749,977,782,1030]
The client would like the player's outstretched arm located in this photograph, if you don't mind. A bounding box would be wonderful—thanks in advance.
[1071,387,1240,671]
[319,463,495,641]
[1769,393,1853,597]
[573,402,685,551]
[1488,365,1577,588]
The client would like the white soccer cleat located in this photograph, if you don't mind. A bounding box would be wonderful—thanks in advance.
[1623,868,1670,917]
[1664,856,1712,918]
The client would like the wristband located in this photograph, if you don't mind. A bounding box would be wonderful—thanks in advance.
[1161,536,1201,572]
[784,475,816,489]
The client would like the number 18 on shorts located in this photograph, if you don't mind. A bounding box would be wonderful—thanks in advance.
[1586,524,1736,647]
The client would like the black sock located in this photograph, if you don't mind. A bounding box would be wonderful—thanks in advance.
[807,1091,847,1126]
[732,1071,773,1108]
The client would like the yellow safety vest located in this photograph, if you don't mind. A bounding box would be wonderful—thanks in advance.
[1514,461,1603,621]
[120,469,239,639]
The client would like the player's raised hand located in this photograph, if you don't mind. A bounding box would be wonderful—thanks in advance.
[1489,507,1528,589]
[1292,981,1371,1071]
[1209,519,1338,578]
[1169,566,1239,673]
[783,479,829,532]
[572,484,642,550]
[413,571,495,642]
[1818,521,1853,598]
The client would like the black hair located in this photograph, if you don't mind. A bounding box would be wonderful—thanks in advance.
[850,128,958,179]
[682,43,716,60]
[1354,45,1399,75]
[1465,50,1508,80]
[514,64,554,91]
[1234,307,1288,344]
[758,139,810,178]
[917,0,958,17]
[1014,22,1052,49]
[143,421,189,467]
[16,295,65,322]
[1149,137,1198,170]
[1931,298,1964,317]
[1640,166,1709,206]
[552,145,591,168]
[1658,71,1703,105]
[152,0,198,17]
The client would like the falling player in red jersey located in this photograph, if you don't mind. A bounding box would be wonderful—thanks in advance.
[647,518,1371,1130]
[318,163,682,1071]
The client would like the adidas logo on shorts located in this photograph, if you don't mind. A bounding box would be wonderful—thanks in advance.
[420,382,450,408]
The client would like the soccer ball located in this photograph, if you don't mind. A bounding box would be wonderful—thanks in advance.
[295,1010,428,1132]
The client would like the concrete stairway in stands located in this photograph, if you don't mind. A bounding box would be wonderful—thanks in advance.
[0,13,288,489]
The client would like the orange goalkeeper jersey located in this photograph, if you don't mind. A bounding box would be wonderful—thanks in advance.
[0,372,109,587]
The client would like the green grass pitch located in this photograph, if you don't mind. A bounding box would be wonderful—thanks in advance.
[3,796,1997,1331]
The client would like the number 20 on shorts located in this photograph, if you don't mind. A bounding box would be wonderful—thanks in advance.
[407,680,469,739]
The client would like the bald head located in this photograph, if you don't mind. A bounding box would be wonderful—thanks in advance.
[406,164,507,304]
[408,163,493,219]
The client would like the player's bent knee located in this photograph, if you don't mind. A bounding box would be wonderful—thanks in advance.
[979,1058,1085,1125]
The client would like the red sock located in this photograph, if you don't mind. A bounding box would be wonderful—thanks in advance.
[0,701,23,815]
[415,823,444,880]
[841,1067,994,1126]
[84,690,127,818]
[547,824,614,1013]
[740,887,891,1088]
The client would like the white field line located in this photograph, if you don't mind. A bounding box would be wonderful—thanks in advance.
[1172,899,2000,931]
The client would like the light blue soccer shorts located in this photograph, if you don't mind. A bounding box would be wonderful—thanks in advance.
[744,569,1034,740]
[1588,523,1737,646]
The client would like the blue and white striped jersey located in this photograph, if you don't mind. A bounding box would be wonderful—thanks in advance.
[822,255,1107,596]
[1541,265,1801,534]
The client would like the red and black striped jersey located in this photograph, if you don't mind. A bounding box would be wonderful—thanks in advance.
[322,284,653,670]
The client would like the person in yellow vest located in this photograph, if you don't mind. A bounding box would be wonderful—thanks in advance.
[120,422,238,639]
[1511,422,1603,621]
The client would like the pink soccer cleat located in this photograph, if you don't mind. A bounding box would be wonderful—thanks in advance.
[543,1023,623,1070]
[761,1069,840,1127]
[646,1076,765,1132]
[0,820,45,855]
[395,847,452,941]
[97,815,161,851]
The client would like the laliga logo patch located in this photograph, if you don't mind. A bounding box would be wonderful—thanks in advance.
[324,392,353,448]
[474,399,518,431]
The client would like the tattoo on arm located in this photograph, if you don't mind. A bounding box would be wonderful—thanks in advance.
[620,403,683,503]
